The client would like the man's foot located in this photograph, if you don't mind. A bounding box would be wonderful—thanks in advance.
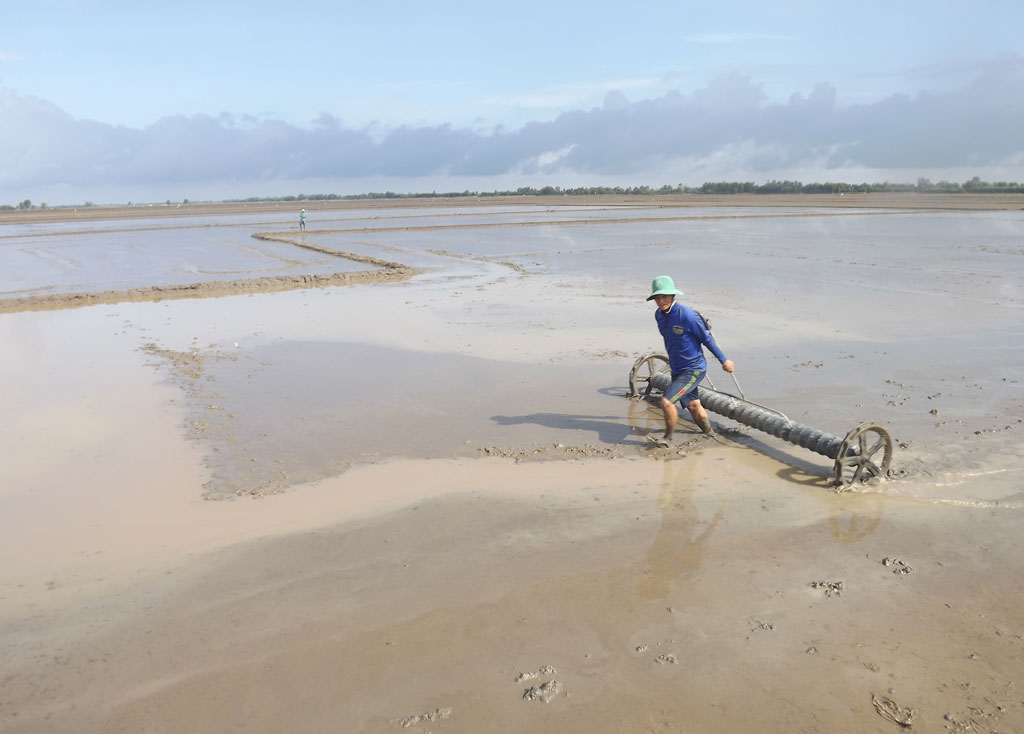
[695,414,715,435]
[646,434,671,448]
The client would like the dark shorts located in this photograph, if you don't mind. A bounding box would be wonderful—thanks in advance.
[665,368,705,405]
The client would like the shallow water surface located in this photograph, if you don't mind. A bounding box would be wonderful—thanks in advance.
[2,204,1021,504]
[2,203,1023,734]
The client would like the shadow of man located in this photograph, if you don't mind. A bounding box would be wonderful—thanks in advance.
[491,412,637,444]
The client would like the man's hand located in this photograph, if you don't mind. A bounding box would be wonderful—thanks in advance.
[722,359,735,373]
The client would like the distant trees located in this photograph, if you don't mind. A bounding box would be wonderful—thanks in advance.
[685,177,1023,196]
[348,177,1020,199]
[5,174,1024,214]
[180,176,1024,209]
[699,181,757,194]
[917,178,961,193]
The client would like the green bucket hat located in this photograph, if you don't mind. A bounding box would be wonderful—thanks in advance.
[646,275,684,301]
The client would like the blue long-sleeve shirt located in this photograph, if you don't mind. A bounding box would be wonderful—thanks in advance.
[655,302,727,374]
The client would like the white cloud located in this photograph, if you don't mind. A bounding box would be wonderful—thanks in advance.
[534,145,576,169]
[2,54,1022,206]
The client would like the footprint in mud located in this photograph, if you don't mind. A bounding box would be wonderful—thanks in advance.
[522,680,562,702]
[872,694,915,728]
[809,580,845,597]
[634,640,680,665]
[393,706,452,728]
[516,665,563,703]
[881,557,915,574]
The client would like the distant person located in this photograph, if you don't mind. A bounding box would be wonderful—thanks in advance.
[299,208,307,231]
[646,275,734,446]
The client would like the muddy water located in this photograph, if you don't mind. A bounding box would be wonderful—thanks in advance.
[3,204,1021,503]
[3,452,1022,733]
[2,203,1023,733]
[135,206,1024,503]
[0,224,368,296]
[3,204,1021,501]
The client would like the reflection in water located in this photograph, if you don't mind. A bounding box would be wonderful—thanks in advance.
[636,456,727,601]
[625,397,662,439]
[626,396,706,442]
[630,392,888,559]
[777,464,885,541]
[828,492,886,542]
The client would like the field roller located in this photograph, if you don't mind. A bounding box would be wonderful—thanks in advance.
[627,352,893,486]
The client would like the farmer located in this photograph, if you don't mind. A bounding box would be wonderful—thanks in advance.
[647,275,734,444]
[299,208,307,231]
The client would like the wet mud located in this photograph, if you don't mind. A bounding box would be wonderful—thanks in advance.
[0,227,417,313]
[2,197,1023,733]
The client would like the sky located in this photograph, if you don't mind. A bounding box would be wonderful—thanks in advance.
[2,0,1023,206]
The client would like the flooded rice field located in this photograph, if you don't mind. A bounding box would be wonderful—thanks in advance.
[2,200,1023,734]
[2,203,1022,501]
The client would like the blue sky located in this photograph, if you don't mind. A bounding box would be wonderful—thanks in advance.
[2,0,1023,205]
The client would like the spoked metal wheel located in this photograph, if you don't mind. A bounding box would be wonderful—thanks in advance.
[833,422,893,486]
[628,352,670,399]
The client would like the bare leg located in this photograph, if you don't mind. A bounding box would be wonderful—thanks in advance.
[659,397,678,441]
[687,399,714,434]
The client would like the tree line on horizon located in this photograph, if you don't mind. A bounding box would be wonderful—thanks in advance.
[229,176,1023,204]
[4,176,1023,211]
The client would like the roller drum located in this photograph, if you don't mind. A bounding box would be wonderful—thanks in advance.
[645,368,844,459]
[630,353,889,484]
